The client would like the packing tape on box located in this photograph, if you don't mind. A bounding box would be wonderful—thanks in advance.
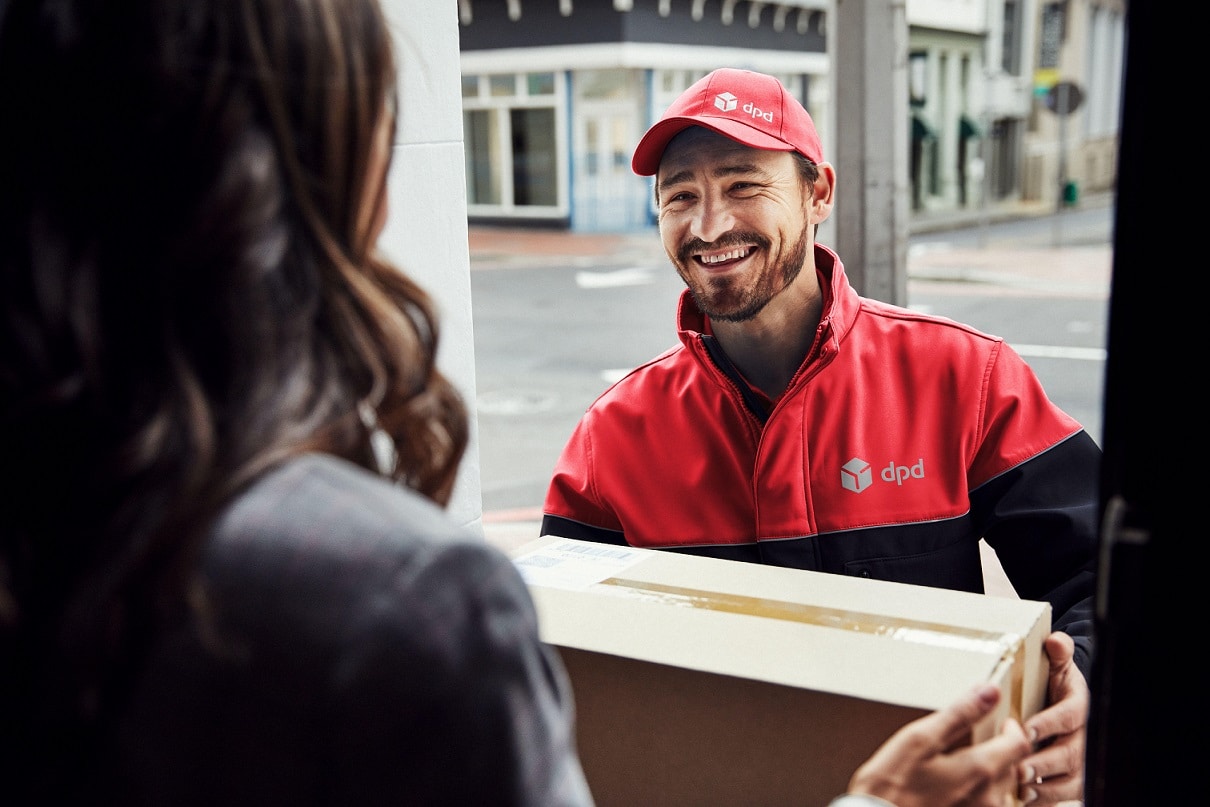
[597,576,1028,722]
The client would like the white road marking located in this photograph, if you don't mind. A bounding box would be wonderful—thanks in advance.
[575,267,654,288]
[1012,344,1106,361]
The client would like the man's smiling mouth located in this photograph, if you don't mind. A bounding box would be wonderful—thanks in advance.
[697,247,753,265]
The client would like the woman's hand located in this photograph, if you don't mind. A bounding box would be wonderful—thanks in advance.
[845,682,1032,807]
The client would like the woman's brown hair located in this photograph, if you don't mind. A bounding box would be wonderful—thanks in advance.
[0,0,468,768]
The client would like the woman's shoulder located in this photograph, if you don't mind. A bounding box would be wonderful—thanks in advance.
[215,452,473,548]
[202,452,528,635]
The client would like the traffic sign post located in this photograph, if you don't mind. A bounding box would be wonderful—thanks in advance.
[1046,80,1085,115]
[1043,80,1085,242]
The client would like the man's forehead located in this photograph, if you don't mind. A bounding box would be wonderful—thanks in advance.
[658,128,791,179]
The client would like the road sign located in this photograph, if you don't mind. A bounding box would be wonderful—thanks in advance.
[1045,81,1084,115]
[1033,68,1061,97]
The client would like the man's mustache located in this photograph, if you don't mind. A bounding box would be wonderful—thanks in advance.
[677,232,770,264]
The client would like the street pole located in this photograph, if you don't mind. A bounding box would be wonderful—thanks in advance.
[832,0,910,305]
[1053,82,1068,247]
[978,75,993,249]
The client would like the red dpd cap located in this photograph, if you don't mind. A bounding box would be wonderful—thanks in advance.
[631,68,823,176]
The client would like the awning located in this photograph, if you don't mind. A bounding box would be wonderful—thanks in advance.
[911,116,936,141]
[959,115,982,139]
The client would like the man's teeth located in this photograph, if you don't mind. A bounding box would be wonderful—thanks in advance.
[700,248,751,265]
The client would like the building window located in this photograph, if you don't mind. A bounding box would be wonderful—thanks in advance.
[463,71,565,218]
[489,74,517,97]
[1085,4,1124,139]
[464,108,502,205]
[578,68,629,101]
[909,51,927,108]
[1001,0,1022,75]
[460,74,479,99]
[510,108,557,206]
[527,72,556,96]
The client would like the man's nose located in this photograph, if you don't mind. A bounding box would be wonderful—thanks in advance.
[691,195,736,244]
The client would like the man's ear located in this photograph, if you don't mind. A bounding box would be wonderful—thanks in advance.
[811,162,836,223]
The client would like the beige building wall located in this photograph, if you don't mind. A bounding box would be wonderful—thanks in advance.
[1023,0,1124,204]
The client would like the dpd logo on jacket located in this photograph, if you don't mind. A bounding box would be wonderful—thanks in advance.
[841,457,926,493]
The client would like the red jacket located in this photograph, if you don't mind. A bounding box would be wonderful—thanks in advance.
[542,244,1100,677]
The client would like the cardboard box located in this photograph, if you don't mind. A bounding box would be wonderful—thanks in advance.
[510,536,1051,807]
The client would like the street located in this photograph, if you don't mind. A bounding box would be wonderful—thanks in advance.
[470,202,1113,522]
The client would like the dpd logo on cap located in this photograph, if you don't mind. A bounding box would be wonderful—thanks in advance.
[714,92,738,112]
